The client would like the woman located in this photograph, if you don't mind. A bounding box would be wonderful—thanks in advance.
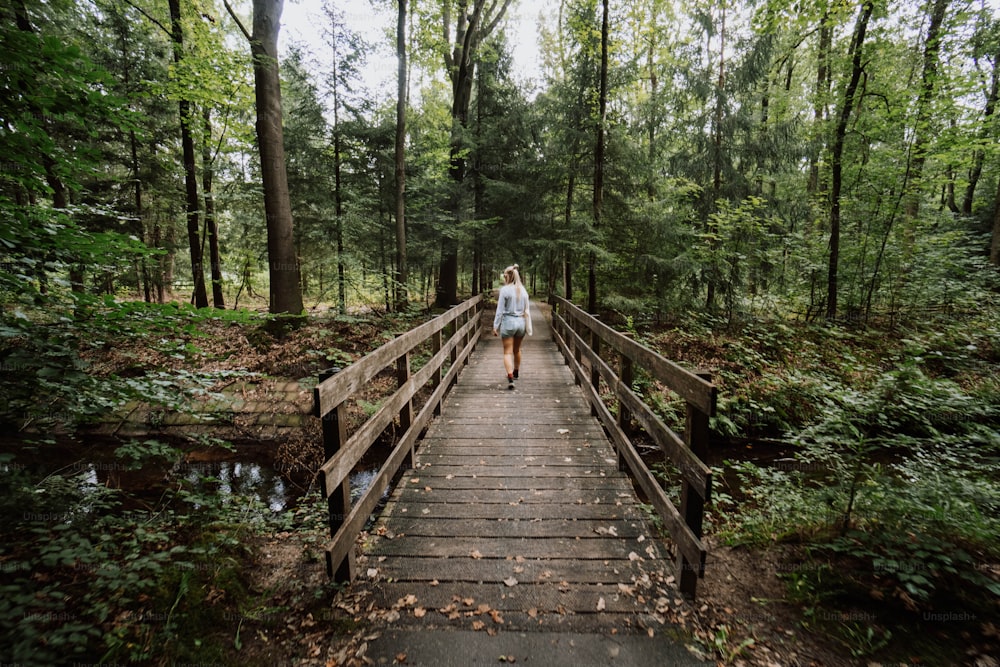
[492,264,532,390]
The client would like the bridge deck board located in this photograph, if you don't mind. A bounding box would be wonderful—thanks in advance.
[354,305,684,634]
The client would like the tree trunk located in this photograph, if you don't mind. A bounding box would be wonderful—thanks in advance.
[808,16,832,195]
[589,0,609,315]
[991,174,1000,266]
[901,0,950,235]
[333,88,346,314]
[827,0,874,319]
[435,0,513,308]
[202,108,225,308]
[564,167,575,301]
[251,0,304,315]
[394,0,409,311]
[132,127,151,303]
[705,1,727,311]
[963,40,998,216]
[168,0,209,309]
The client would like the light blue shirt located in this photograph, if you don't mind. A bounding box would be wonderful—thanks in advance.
[493,283,530,330]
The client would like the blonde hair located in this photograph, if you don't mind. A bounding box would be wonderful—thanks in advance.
[503,264,523,297]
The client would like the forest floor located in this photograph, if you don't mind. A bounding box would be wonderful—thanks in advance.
[64,308,998,666]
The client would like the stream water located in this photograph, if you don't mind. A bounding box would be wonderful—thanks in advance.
[0,437,384,514]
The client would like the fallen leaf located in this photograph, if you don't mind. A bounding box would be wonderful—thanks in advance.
[395,652,407,664]
[489,609,505,624]
[503,577,518,587]
[470,549,483,559]
[557,428,570,434]
[628,552,641,562]
[472,620,486,631]
[413,607,426,618]
[527,607,538,618]
[409,478,420,484]
[597,597,606,611]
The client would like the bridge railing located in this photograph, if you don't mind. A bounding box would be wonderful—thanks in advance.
[312,295,483,581]
[549,295,716,599]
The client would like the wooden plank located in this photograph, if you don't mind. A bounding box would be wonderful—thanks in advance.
[368,536,660,561]
[376,517,648,539]
[360,581,668,615]
[371,556,649,584]
[414,453,620,467]
[388,475,634,491]
[420,424,607,439]
[406,466,629,480]
[378,501,640,521]
[418,438,608,452]
[387,489,638,505]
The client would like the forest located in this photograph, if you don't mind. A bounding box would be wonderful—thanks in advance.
[0,0,998,664]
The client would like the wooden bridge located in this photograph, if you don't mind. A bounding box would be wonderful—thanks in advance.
[313,294,715,651]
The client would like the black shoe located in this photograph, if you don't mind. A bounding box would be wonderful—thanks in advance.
[507,376,515,390]
[513,369,519,380]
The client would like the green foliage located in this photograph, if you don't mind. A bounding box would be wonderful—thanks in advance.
[723,346,1000,605]
[0,442,317,665]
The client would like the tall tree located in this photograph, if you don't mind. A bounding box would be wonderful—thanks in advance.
[962,16,999,217]
[589,0,609,314]
[901,0,951,235]
[434,0,514,307]
[395,0,409,310]
[826,0,874,318]
[168,0,209,308]
[224,0,304,315]
[202,108,225,308]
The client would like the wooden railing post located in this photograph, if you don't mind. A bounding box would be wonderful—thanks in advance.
[590,327,601,417]
[396,347,413,467]
[317,367,355,582]
[678,371,712,598]
[448,309,458,387]
[618,352,633,471]
[432,328,443,415]
[572,314,583,385]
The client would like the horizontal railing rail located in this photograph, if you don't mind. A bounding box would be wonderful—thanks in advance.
[313,295,483,581]
[549,295,717,598]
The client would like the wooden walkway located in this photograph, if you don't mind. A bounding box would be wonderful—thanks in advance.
[354,305,690,639]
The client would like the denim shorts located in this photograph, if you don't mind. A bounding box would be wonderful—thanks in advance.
[499,315,526,338]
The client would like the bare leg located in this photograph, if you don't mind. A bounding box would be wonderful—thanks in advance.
[511,335,524,376]
[502,336,515,378]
